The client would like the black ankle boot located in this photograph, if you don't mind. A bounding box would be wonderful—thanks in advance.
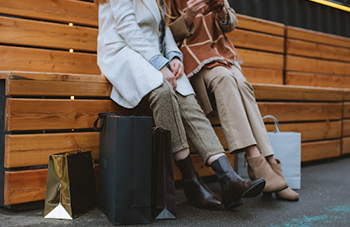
[211,156,266,209]
[175,155,222,210]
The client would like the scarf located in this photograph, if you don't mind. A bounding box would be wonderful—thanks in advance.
[172,0,242,77]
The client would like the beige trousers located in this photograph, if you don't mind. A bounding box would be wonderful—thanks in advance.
[147,80,225,163]
[198,65,274,157]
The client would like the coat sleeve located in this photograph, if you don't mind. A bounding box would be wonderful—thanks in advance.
[109,0,161,61]
[219,0,238,33]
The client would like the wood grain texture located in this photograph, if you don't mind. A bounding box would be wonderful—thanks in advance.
[0,45,100,75]
[5,132,100,168]
[5,72,110,97]
[227,29,284,53]
[285,55,350,76]
[257,102,342,122]
[286,26,350,48]
[285,72,350,89]
[236,14,285,36]
[253,84,344,101]
[0,0,98,27]
[301,140,341,162]
[237,48,284,70]
[343,119,350,137]
[344,102,350,118]
[4,169,48,205]
[5,98,152,131]
[0,16,98,52]
[242,67,283,85]
[265,121,342,142]
[286,38,350,62]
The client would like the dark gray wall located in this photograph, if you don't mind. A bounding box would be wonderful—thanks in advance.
[228,0,350,38]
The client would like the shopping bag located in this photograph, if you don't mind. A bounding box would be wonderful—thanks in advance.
[151,127,177,220]
[44,150,96,219]
[94,113,153,225]
[262,115,301,189]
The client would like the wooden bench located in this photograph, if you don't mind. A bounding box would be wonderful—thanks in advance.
[284,26,350,157]
[0,0,349,207]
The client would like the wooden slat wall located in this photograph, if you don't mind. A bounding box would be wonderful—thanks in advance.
[0,0,98,27]
[285,26,350,88]
[227,14,285,85]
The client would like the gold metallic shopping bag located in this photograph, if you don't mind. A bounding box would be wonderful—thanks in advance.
[44,150,96,219]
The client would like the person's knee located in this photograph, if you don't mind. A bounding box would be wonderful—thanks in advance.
[150,81,175,104]
[212,72,238,90]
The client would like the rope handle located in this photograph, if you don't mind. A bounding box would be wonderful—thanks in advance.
[262,115,280,133]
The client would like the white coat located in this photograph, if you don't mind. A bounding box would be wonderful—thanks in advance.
[97,0,194,108]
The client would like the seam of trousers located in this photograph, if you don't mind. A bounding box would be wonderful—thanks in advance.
[177,96,224,163]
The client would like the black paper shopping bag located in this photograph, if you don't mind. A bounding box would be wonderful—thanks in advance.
[151,127,177,220]
[94,113,152,225]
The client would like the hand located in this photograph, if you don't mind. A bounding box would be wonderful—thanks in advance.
[203,0,226,19]
[184,0,209,26]
[160,66,177,91]
[169,58,184,80]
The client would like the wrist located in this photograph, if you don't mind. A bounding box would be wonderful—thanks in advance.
[217,8,227,21]
[184,11,194,27]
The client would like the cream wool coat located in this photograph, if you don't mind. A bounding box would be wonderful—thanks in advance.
[97,0,194,108]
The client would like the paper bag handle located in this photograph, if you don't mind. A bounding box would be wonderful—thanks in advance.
[262,115,280,133]
[93,112,120,131]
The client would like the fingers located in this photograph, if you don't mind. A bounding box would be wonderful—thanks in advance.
[160,66,177,91]
[170,59,185,80]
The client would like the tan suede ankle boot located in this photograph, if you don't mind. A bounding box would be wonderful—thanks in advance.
[269,159,299,201]
[246,154,287,192]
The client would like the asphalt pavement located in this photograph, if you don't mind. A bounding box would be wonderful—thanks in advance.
[1,155,349,227]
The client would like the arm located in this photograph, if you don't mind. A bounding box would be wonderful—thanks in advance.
[218,0,238,33]
[109,0,164,61]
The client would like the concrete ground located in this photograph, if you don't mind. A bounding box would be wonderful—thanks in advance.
[1,155,350,227]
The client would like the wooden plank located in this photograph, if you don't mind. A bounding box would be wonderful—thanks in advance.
[343,120,350,137]
[4,169,47,205]
[301,140,341,162]
[344,90,350,101]
[286,55,350,76]
[253,84,344,101]
[5,132,99,168]
[342,137,350,155]
[237,48,284,70]
[208,102,342,125]
[227,29,284,53]
[0,16,97,52]
[265,121,342,142]
[286,38,350,62]
[0,45,100,75]
[242,67,283,85]
[6,72,111,97]
[286,26,350,49]
[257,102,342,122]
[236,14,285,36]
[5,98,152,131]
[344,102,350,119]
[0,0,98,27]
[285,72,350,89]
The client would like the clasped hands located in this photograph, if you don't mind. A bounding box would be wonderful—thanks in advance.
[160,58,184,91]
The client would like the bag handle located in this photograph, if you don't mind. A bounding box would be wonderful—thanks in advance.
[262,115,280,133]
[93,112,120,131]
